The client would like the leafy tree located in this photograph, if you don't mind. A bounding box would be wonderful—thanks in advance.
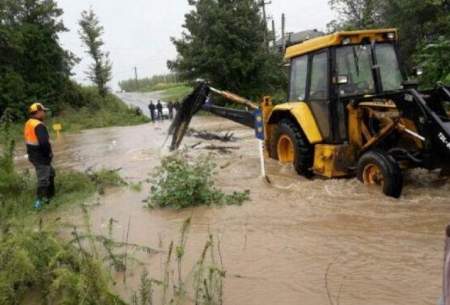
[328,0,383,30]
[79,9,112,97]
[168,0,286,99]
[0,0,76,119]
[328,0,450,84]
[382,0,450,73]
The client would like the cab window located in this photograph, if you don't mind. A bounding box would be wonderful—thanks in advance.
[336,45,375,97]
[289,55,308,101]
[376,43,403,91]
[310,52,329,100]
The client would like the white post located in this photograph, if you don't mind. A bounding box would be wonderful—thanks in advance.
[258,139,266,177]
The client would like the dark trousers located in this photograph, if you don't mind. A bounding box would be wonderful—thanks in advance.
[150,111,155,122]
[32,162,55,200]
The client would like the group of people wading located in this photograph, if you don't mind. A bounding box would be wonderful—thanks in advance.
[148,100,178,122]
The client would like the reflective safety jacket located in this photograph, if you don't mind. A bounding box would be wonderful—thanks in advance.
[24,118,53,165]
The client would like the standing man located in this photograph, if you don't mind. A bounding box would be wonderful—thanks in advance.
[167,101,174,120]
[148,101,156,122]
[24,103,55,209]
[156,100,163,120]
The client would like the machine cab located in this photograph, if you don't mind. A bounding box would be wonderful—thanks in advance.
[285,29,404,144]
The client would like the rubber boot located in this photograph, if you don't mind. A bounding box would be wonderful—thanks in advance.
[33,199,43,210]
[48,179,55,199]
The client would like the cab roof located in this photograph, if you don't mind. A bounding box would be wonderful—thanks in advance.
[285,28,398,59]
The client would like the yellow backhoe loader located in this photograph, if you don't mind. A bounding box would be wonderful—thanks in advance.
[170,29,450,198]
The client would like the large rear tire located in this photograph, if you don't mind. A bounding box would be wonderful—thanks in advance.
[270,119,314,178]
[357,150,403,198]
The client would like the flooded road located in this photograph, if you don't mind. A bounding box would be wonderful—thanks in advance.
[18,94,450,305]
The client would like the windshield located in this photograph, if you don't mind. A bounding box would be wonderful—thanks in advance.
[375,43,403,91]
[336,43,403,97]
[336,45,375,97]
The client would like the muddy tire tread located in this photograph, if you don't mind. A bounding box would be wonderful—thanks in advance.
[270,119,314,178]
[357,150,403,198]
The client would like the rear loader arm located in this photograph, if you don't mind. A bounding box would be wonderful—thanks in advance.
[169,83,259,150]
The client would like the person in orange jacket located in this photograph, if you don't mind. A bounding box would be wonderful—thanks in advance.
[24,103,55,209]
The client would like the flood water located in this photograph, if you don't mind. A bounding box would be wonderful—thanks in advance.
[17,94,450,305]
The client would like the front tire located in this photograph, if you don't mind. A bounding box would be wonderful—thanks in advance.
[270,119,314,178]
[357,150,403,198]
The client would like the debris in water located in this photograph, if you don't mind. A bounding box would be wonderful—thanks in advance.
[202,144,240,154]
[188,128,237,142]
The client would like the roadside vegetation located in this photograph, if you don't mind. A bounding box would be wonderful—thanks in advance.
[119,74,182,93]
[0,0,148,137]
[47,87,148,134]
[148,153,250,209]
[0,118,130,304]
[131,218,225,305]
[119,73,192,102]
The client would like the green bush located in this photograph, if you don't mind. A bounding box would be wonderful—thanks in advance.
[0,224,125,305]
[149,153,250,209]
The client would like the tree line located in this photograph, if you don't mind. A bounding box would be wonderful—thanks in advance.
[1,0,449,121]
[328,0,450,86]
[0,0,111,120]
[118,73,180,92]
[167,0,450,99]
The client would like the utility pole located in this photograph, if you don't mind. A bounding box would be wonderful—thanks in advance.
[281,13,286,54]
[134,66,138,91]
[271,19,276,47]
[260,0,271,49]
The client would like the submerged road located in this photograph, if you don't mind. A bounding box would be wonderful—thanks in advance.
[19,93,450,305]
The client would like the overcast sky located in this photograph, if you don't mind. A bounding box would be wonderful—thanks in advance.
[56,0,334,90]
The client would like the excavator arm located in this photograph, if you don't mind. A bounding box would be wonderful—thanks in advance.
[169,83,258,150]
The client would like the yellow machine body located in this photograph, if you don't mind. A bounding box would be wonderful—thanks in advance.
[266,102,323,144]
[313,145,354,178]
[285,28,398,59]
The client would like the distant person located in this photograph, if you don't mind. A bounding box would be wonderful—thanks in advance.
[148,101,156,122]
[24,103,55,209]
[174,101,181,112]
[156,100,163,120]
[167,101,174,120]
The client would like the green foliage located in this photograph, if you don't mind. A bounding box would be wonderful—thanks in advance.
[0,222,126,305]
[49,88,149,133]
[131,218,225,305]
[168,0,287,99]
[118,74,181,92]
[0,0,77,120]
[328,0,450,84]
[328,0,383,30]
[417,35,450,86]
[161,84,193,102]
[149,153,250,209]
[85,168,127,195]
[79,9,113,97]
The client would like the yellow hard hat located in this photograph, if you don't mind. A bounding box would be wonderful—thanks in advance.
[28,102,49,114]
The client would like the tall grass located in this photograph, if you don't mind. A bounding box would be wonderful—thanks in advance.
[50,90,149,133]
[132,218,225,305]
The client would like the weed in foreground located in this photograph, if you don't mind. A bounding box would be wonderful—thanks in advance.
[132,218,225,305]
[0,219,126,305]
[148,153,250,209]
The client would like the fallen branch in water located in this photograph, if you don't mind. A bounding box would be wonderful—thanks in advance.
[188,128,237,142]
[202,145,240,154]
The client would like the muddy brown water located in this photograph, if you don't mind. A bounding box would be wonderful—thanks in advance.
[16,114,450,305]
